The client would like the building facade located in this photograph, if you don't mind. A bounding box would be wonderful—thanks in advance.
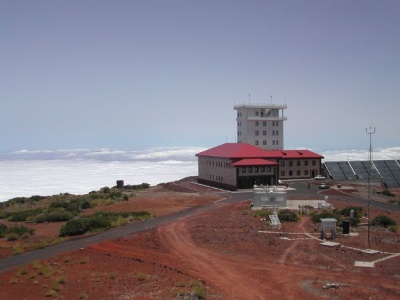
[234,103,287,150]
[196,143,279,190]
[196,143,323,190]
[278,150,323,180]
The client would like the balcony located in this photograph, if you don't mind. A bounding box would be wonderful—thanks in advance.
[248,116,287,121]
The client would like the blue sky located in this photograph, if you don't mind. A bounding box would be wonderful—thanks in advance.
[1,0,399,153]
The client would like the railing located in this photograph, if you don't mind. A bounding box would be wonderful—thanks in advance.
[234,103,287,109]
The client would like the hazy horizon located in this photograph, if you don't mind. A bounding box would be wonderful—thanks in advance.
[2,1,399,153]
[1,145,399,202]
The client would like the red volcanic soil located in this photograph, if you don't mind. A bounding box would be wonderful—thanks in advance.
[1,181,400,299]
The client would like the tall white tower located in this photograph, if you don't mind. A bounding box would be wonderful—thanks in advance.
[234,103,287,150]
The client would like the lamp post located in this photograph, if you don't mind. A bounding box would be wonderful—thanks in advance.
[366,126,376,250]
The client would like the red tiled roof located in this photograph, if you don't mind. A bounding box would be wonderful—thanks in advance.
[231,158,278,166]
[196,143,280,158]
[196,143,324,159]
[278,150,324,159]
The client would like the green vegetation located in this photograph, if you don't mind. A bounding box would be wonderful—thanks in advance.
[372,215,397,228]
[136,272,147,281]
[0,184,147,223]
[190,280,207,298]
[121,183,150,190]
[378,189,396,197]
[278,209,299,222]
[0,185,153,242]
[253,209,273,218]
[4,225,34,240]
[0,223,7,237]
[59,211,152,236]
[311,206,363,227]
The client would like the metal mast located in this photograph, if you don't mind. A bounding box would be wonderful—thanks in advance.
[366,125,376,250]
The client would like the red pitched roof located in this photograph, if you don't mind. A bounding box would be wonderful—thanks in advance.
[196,143,324,159]
[196,143,277,159]
[278,150,324,159]
[231,158,278,166]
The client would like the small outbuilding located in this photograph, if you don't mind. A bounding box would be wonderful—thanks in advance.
[252,185,287,209]
[320,218,337,240]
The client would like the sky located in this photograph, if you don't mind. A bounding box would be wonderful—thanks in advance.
[1,0,399,154]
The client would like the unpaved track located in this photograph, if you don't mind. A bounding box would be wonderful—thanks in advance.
[157,214,321,300]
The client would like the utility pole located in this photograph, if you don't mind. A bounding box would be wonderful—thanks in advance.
[366,126,376,250]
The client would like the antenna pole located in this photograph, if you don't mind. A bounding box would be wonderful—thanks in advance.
[366,125,376,250]
[248,93,251,104]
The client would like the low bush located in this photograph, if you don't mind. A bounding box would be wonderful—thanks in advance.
[0,223,7,238]
[310,210,341,223]
[5,225,34,238]
[59,211,152,236]
[36,210,74,223]
[190,280,207,298]
[123,183,150,190]
[84,216,111,231]
[372,215,397,228]
[340,206,363,218]
[59,219,88,236]
[253,209,273,218]
[7,209,43,222]
[380,189,395,197]
[278,209,299,222]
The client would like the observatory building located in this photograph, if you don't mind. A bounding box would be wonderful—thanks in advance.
[234,103,287,150]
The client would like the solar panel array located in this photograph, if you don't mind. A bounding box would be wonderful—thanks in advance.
[349,161,369,179]
[323,160,400,187]
[324,162,347,180]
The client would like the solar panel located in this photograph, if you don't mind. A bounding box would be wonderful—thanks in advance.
[349,161,369,179]
[373,160,398,187]
[324,162,347,180]
[361,161,381,179]
[384,160,400,185]
[338,161,356,179]
[324,160,400,187]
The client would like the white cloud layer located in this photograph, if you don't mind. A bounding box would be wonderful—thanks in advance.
[1,146,399,202]
[321,146,400,161]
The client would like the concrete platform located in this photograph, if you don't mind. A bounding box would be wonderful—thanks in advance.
[354,261,375,268]
[287,200,329,209]
[320,241,340,247]
[361,249,379,254]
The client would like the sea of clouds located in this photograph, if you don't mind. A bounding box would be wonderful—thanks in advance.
[1,146,399,202]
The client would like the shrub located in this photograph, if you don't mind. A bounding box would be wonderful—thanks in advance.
[12,244,25,255]
[372,215,397,228]
[123,183,150,190]
[340,206,363,218]
[49,200,69,210]
[278,209,299,222]
[0,223,7,238]
[80,200,92,209]
[7,209,43,222]
[100,187,110,194]
[310,210,340,223]
[59,219,88,236]
[380,189,395,197]
[84,216,111,231]
[5,225,34,238]
[55,276,66,286]
[35,210,74,223]
[190,280,207,298]
[136,272,147,281]
[253,209,273,218]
